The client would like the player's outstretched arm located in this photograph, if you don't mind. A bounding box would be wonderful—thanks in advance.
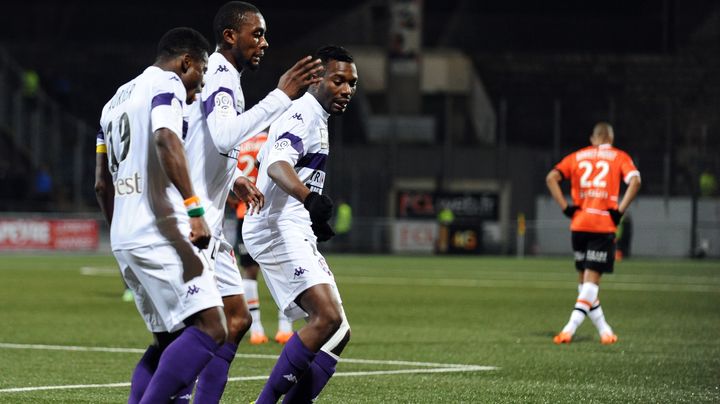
[277,56,324,100]
[208,57,322,154]
[94,152,114,225]
[154,128,211,249]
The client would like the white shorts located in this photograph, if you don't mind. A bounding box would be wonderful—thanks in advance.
[203,235,245,297]
[114,241,223,333]
[244,224,341,321]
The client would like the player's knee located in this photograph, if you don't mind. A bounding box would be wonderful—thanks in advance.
[204,322,227,345]
[316,307,343,336]
[227,311,252,344]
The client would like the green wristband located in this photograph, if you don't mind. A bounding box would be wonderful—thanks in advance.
[188,206,205,217]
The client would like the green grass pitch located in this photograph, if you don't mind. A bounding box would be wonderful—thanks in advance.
[1,253,719,403]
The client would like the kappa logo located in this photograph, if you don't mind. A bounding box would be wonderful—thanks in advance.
[283,373,298,383]
[171,393,192,401]
[215,65,230,74]
[186,284,200,297]
[291,113,304,122]
[293,266,308,278]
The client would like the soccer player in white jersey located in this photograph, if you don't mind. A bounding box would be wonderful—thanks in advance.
[182,2,323,402]
[243,45,358,404]
[94,28,227,404]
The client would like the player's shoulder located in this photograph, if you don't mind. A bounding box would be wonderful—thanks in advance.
[275,102,310,135]
[205,53,237,84]
[151,68,185,94]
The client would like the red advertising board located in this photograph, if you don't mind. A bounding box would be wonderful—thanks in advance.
[0,219,98,251]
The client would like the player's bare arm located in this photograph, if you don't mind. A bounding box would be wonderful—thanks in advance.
[617,175,641,214]
[267,160,311,203]
[277,56,324,99]
[546,169,568,210]
[154,127,211,249]
[232,176,264,214]
[94,152,114,225]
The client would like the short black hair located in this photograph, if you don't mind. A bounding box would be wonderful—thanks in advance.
[314,45,354,66]
[214,1,261,46]
[157,27,210,61]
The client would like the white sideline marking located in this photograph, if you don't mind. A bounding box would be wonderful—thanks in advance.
[0,367,493,393]
[79,266,118,276]
[79,266,720,293]
[0,342,497,394]
[338,276,720,293]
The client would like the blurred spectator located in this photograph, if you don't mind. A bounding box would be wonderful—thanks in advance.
[615,214,633,261]
[333,198,353,250]
[699,170,717,196]
[33,164,52,202]
[23,69,39,98]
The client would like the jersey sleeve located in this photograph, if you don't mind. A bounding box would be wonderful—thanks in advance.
[554,153,574,180]
[203,70,291,153]
[263,118,306,168]
[150,75,185,139]
[619,152,641,184]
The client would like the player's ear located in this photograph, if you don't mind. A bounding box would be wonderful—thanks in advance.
[222,28,235,47]
[180,54,191,74]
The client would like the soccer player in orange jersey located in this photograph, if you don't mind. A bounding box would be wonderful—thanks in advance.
[546,122,641,345]
[233,132,294,345]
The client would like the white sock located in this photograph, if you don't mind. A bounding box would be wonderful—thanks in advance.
[589,301,613,336]
[243,279,264,334]
[561,283,599,335]
[277,311,292,333]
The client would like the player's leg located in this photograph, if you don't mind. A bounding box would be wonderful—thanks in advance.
[194,244,252,403]
[282,304,350,403]
[193,294,251,403]
[127,243,226,404]
[585,234,618,344]
[256,284,343,404]
[275,310,294,344]
[239,218,269,345]
[244,262,269,344]
[555,232,590,344]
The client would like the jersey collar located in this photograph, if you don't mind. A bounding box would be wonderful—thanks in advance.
[303,92,331,120]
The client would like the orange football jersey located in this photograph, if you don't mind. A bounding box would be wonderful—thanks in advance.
[554,143,640,233]
[235,132,268,219]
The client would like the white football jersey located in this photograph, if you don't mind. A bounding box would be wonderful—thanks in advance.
[244,92,330,236]
[185,52,292,235]
[98,66,189,250]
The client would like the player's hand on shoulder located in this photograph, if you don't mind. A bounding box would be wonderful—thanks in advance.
[311,221,335,242]
[304,192,333,223]
[233,177,264,215]
[277,56,324,100]
[563,205,579,218]
[189,217,211,249]
[607,208,623,225]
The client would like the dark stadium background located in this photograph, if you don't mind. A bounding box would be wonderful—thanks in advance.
[0,0,718,256]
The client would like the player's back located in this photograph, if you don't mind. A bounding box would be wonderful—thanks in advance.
[100,66,189,250]
[556,144,638,233]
